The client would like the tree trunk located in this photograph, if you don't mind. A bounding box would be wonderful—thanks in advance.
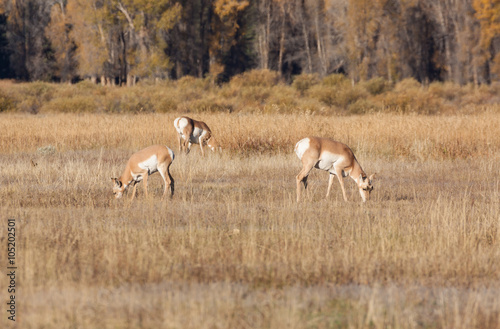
[278,3,286,74]
[301,14,313,73]
[314,11,326,76]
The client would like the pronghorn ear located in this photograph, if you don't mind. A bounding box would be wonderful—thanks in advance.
[369,173,376,181]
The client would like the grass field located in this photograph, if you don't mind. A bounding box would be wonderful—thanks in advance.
[1,112,499,328]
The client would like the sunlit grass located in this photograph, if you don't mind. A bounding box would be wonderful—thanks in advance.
[0,112,499,328]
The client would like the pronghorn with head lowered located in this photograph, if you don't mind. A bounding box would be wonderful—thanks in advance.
[112,145,174,200]
[174,116,220,156]
[295,137,375,203]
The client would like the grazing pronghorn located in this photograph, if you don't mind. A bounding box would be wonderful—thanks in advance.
[111,145,174,200]
[295,137,375,203]
[173,116,220,156]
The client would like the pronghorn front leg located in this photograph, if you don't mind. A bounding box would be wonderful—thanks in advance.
[182,138,190,154]
[334,167,348,201]
[130,181,138,200]
[142,173,149,198]
[198,136,205,156]
[326,173,335,199]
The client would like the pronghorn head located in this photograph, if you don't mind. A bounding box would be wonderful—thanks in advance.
[207,137,221,152]
[357,173,375,202]
[111,178,126,199]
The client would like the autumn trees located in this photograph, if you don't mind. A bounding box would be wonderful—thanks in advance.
[1,0,500,85]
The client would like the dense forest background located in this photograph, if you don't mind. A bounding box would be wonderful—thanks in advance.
[1,0,500,85]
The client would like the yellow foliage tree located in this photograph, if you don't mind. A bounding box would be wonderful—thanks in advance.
[473,0,500,80]
[66,0,110,83]
[210,0,249,78]
[45,1,76,82]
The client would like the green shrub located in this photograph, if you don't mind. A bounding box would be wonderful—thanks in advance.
[308,85,336,107]
[150,94,178,113]
[266,85,299,112]
[118,92,154,113]
[378,88,443,114]
[229,69,281,88]
[292,73,320,95]
[295,98,330,115]
[0,91,15,112]
[75,80,100,92]
[428,81,464,101]
[21,81,55,102]
[42,95,96,113]
[239,86,272,104]
[308,83,368,109]
[394,78,421,92]
[178,97,233,113]
[347,98,381,114]
[176,75,211,90]
[361,77,391,95]
[19,97,42,114]
[217,84,240,99]
[322,74,350,87]
[336,85,369,108]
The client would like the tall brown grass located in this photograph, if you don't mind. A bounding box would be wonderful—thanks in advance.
[1,112,499,159]
[0,112,499,328]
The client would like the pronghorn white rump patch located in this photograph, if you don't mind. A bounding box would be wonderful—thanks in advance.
[295,137,310,160]
[174,117,189,132]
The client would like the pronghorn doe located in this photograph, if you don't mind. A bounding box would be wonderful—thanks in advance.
[112,145,174,200]
[174,116,220,156]
[295,137,375,202]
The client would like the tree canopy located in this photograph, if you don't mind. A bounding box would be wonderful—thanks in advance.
[1,0,500,85]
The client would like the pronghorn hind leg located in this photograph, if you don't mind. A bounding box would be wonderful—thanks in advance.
[199,136,205,156]
[177,134,183,153]
[296,161,315,202]
[158,166,167,198]
[167,166,174,197]
[158,164,174,199]
[183,126,193,154]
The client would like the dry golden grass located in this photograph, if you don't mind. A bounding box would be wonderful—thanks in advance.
[0,112,499,328]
